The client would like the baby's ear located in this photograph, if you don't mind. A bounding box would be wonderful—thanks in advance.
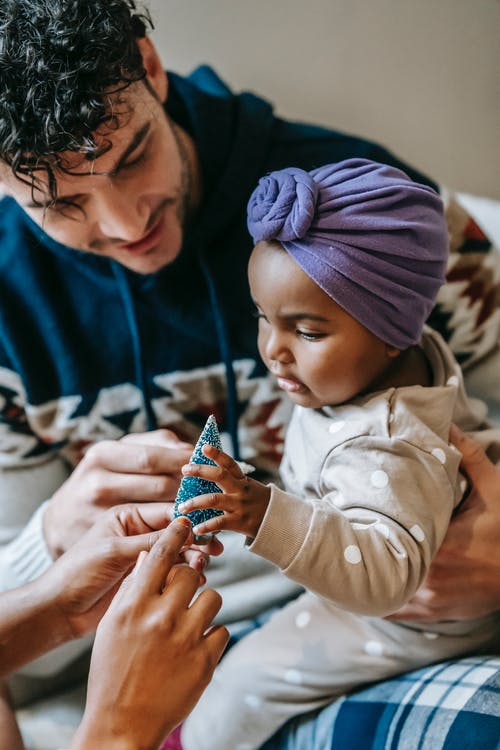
[386,345,401,358]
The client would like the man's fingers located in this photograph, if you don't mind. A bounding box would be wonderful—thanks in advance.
[120,429,193,451]
[133,550,149,576]
[84,441,192,476]
[133,520,193,595]
[88,472,182,505]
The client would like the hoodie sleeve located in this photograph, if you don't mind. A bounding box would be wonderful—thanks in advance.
[248,434,460,617]
[0,364,71,592]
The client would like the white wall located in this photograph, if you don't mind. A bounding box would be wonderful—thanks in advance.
[149,0,499,199]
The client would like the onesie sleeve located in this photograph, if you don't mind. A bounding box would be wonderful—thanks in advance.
[248,434,460,616]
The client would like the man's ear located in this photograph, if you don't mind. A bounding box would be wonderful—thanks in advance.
[137,37,168,103]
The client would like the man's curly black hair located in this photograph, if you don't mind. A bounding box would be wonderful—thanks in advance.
[0,0,153,202]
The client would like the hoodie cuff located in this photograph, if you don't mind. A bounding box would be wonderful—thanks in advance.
[1,501,54,591]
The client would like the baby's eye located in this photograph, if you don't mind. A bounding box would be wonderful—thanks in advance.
[297,330,325,341]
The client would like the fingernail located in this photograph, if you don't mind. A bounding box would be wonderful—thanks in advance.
[133,550,148,576]
[175,516,192,529]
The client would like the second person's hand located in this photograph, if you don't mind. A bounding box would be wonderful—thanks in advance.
[71,519,229,750]
[390,425,500,622]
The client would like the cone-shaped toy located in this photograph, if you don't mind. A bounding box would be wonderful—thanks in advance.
[173,415,224,540]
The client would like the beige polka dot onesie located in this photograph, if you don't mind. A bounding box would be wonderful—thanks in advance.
[181,328,500,750]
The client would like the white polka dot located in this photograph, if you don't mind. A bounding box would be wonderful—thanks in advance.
[244,693,262,709]
[295,611,311,629]
[410,524,425,542]
[431,448,447,464]
[364,640,384,656]
[446,375,459,387]
[423,631,439,640]
[371,470,389,488]
[329,420,346,434]
[375,522,391,539]
[284,669,303,685]
[344,545,362,564]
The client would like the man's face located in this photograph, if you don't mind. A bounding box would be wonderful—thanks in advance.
[2,81,193,275]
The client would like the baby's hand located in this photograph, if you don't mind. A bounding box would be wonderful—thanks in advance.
[178,445,271,539]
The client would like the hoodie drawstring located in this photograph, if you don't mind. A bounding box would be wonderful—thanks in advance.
[112,255,240,460]
[198,249,241,461]
[112,261,158,431]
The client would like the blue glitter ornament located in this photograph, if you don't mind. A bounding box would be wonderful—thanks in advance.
[173,414,224,540]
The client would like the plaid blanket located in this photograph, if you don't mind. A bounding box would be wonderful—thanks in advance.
[261,656,500,750]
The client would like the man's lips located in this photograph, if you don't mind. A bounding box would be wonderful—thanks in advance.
[119,216,164,255]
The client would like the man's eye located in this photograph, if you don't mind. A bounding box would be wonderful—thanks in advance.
[43,201,85,222]
[121,151,147,171]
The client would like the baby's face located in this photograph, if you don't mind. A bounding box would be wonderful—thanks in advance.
[248,241,397,409]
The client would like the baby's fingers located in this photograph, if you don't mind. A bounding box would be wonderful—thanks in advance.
[178,492,224,515]
[192,513,228,537]
[202,444,245,477]
[181,463,240,493]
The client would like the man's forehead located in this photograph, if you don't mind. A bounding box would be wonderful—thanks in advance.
[3,119,153,202]
[54,91,148,173]
[1,82,157,192]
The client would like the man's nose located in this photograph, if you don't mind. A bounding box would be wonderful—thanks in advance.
[94,188,149,242]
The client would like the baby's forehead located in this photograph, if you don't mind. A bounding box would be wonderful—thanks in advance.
[249,243,334,303]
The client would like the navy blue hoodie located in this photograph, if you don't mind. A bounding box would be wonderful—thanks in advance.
[0,65,438,475]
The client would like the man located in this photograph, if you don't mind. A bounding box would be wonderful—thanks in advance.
[0,0,498,745]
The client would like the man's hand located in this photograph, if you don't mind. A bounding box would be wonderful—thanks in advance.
[71,520,229,750]
[43,429,194,558]
[391,425,500,622]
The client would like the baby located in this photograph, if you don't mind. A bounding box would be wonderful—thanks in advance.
[165,159,500,750]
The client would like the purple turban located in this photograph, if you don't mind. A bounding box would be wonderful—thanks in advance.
[247,159,448,349]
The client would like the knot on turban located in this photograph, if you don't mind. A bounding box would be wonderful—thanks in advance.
[246,159,448,350]
[247,167,319,242]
